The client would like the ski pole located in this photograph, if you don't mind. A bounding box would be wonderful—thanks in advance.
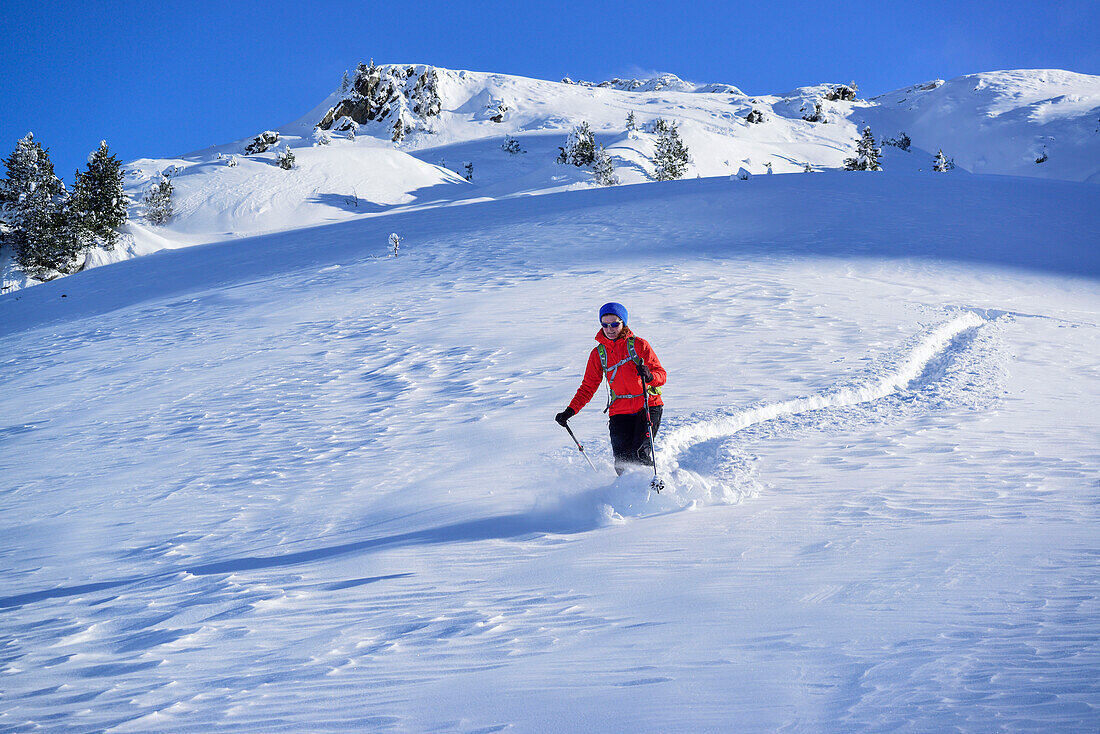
[562,422,599,473]
[637,359,665,493]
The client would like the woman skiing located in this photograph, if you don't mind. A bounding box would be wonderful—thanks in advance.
[555,302,667,476]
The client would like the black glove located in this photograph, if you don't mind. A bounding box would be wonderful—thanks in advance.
[555,407,576,426]
[634,359,653,383]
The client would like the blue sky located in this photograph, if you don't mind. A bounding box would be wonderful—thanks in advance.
[3,0,1098,182]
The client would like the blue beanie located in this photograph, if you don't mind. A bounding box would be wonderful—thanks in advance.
[599,302,628,325]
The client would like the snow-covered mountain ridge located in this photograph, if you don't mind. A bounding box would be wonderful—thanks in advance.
[2,64,1098,292]
[121,64,1098,241]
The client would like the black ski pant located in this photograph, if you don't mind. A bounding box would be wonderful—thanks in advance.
[609,406,662,476]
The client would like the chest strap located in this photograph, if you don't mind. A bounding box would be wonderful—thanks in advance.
[596,337,661,413]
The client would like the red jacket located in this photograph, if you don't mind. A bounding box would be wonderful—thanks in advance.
[569,327,666,416]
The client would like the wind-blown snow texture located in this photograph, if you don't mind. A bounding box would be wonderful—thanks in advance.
[2,166,1098,731]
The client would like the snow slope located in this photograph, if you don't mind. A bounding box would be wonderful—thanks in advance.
[866,69,1100,182]
[2,171,1098,731]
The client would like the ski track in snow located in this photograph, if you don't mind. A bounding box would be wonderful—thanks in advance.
[581,310,1001,521]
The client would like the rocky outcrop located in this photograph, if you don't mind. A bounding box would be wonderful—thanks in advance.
[244,131,280,155]
[318,63,442,131]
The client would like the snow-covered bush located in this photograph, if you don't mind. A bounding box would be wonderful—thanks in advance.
[1035,152,1049,164]
[653,121,690,181]
[463,162,473,181]
[802,100,827,123]
[557,122,596,166]
[592,145,618,186]
[501,136,524,154]
[746,109,766,124]
[143,174,173,225]
[844,127,882,171]
[312,127,331,146]
[883,132,911,151]
[276,146,295,170]
[410,68,442,118]
[933,150,956,172]
[245,131,280,155]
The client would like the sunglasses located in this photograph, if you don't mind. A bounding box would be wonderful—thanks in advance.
[601,320,623,328]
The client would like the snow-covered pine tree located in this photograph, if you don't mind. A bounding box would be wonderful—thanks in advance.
[312,127,331,146]
[70,140,128,251]
[340,70,350,95]
[933,149,955,172]
[389,232,401,257]
[276,146,295,170]
[143,174,173,225]
[653,121,690,181]
[0,132,80,278]
[463,161,473,181]
[556,122,596,166]
[626,111,637,131]
[843,127,882,171]
[501,135,524,154]
[884,132,911,151]
[592,145,618,186]
[411,68,442,118]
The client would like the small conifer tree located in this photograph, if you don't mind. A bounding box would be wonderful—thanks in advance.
[557,122,596,166]
[389,232,401,257]
[592,145,618,186]
[884,132,911,151]
[626,111,637,130]
[276,146,295,170]
[843,127,882,171]
[464,161,473,181]
[502,135,524,154]
[933,150,955,172]
[143,174,174,225]
[653,121,690,181]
